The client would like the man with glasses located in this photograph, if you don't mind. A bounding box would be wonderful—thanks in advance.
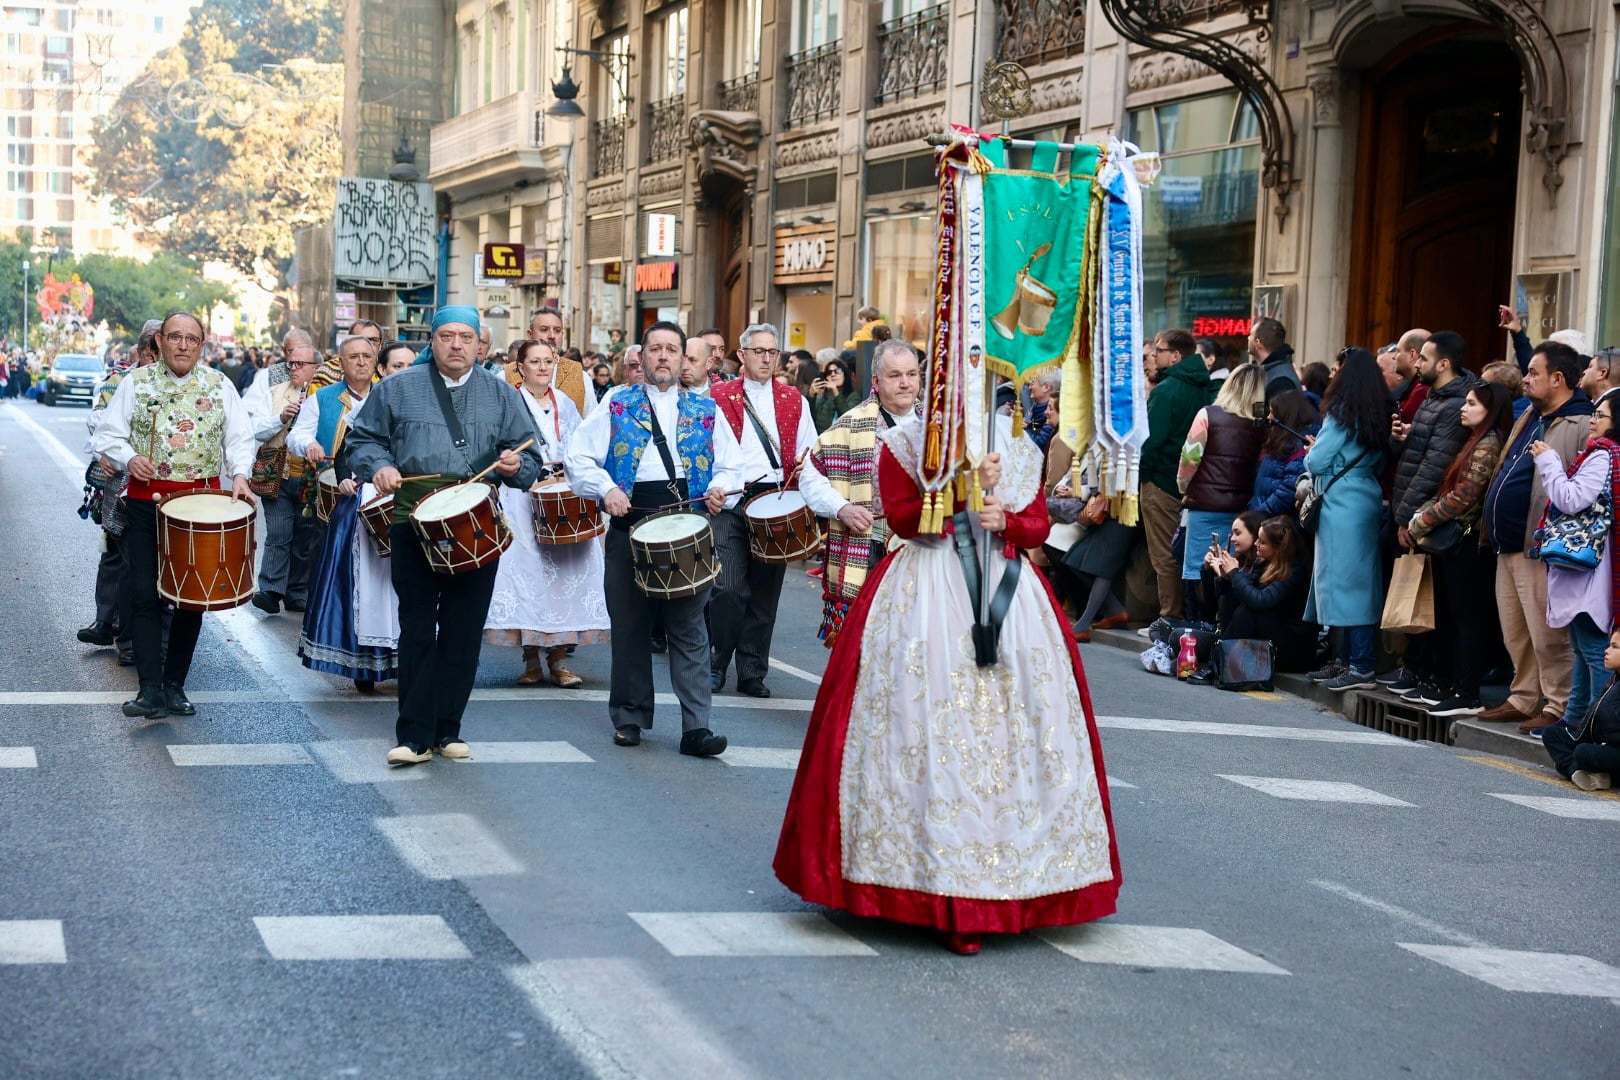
[92,312,258,719]
[709,322,819,697]
[245,333,321,614]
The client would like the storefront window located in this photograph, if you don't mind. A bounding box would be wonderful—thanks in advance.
[588,262,625,349]
[1127,92,1260,363]
[863,213,933,346]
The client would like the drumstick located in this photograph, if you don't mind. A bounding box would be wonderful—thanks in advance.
[396,473,442,484]
[654,487,748,511]
[145,405,159,463]
[466,439,536,484]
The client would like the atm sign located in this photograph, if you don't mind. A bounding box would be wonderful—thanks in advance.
[1192,316,1251,337]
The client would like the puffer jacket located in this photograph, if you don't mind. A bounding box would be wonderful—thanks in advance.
[1142,354,1213,496]
[1249,446,1308,518]
[1392,373,1472,524]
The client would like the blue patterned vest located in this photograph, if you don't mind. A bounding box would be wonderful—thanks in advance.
[606,385,716,497]
[314,381,364,459]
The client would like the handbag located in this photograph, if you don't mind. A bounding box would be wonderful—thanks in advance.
[1298,450,1368,536]
[1414,518,1468,555]
[1528,484,1612,572]
[1081,493,1109,526]
[249,442,287,497]
[1212,638,1275,692]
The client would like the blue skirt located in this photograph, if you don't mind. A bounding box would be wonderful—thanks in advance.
[1182,509,1238,581]
[298,495,399,681]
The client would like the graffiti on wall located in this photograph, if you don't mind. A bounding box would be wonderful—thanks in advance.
[333,178,436,286]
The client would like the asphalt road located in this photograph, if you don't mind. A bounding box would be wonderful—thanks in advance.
[2,397,1617,1079]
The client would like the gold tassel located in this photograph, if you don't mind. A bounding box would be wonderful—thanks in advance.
[1114,495,1140,528]
[966,465,984,513]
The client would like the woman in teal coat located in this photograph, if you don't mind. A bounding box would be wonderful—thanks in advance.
[1303,347,1393,691]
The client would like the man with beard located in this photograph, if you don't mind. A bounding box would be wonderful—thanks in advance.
[530,307,587,413]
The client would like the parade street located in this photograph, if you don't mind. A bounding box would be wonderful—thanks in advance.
[2,398,1617,1080]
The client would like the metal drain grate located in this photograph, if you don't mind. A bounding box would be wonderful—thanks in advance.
[1352,692,1452,744]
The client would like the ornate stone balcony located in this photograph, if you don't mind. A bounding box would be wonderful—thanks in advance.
[647,96,685,163]
[592,116,627,177]
[718,72,759,114]
[876,5,948,105]
[995,0,1087,67]
[785,42,840,128]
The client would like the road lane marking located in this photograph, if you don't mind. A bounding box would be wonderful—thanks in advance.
[1309,880,1488,948]
[1461,754,1620,802]
[166,743,314,766]
[1037,923,1289,975]
[1219,775,1416,806]
[0,920,66,964]
[375,814,524,880]
[1106,775,1137,789]
[1400,944,1620,998]
[3,402,86,477]
[0,688,819,712]
[629,912,877,958]
[1487,793,1620,821]
[452,741,595,763]
[253,915,472,960]
[767,657,823,686]
[1098,714,1412,744]
[513,959,752,1080]
[308,739,428,784]
[717,747,801,769]
[0,746,38,768]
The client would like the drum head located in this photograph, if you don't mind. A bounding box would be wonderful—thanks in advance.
[745,490,808,519]
[414,483,488,521]
[362,492,394,512]
[631,512,710,543]
[533,478,573,496]
[161,492,254,524]
[318,468,338,486]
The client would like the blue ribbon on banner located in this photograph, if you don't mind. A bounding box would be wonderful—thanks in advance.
[1101,172,1138,444]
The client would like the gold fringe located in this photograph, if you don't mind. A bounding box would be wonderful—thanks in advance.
[1112,495,1140,528]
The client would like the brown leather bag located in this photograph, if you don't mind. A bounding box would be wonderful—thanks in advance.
[1080,493,1109,526]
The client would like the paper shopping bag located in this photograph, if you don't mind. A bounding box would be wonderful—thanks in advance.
[1380,553,1436,633]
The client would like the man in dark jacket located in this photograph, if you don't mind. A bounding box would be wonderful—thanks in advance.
[1250,317,1299,400]
[1140,329,1213,620]
[1387,331,1472,704]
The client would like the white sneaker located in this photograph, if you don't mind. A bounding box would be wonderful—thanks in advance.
[1571,770,1613,791]
[1136,627,1152,639]
[386,744,432,765]
[436,740,472,760]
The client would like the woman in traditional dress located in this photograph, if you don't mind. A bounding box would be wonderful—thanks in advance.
[775,414,1121,955]
[485,340,610,686]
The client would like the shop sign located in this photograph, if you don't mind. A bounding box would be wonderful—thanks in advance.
[634,260,678,293]
[788,323,808,348]
[1157,176,1204,208]
[482,242,525,279]
[645,213,678,258]
[774,223,836,285]
[334,291,358,326]
[602,261,623,285]
[1192,316,1250,337]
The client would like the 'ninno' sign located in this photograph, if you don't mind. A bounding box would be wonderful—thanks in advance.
[334,178,436,286]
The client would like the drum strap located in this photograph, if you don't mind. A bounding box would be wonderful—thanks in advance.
[646,404,683,500]
[428,363,473,471]
[740,393,782,473]
[950,510,1022,668]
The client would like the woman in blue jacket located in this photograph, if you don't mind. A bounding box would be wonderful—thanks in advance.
[1303,348,1393,691]
[1249,389,1319,521]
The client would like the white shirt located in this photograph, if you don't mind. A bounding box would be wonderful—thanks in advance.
[92,364,257,480]
[731,377,818,488]
[518,384,581,465]
[799,404,907,518]
[287,383,369,459]
[241,367,313,442]
[565,382,744,501]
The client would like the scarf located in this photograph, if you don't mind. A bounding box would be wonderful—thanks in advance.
[811,398,901,644]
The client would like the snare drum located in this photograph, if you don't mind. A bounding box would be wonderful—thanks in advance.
[409,482,512,574]
[743,489,822,564]
[314,467,341,523]
[531,479,604,545]
[358,491,395,559]
[156,492,257,612]
[628,512,718,599]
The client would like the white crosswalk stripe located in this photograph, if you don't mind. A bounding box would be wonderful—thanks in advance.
[629,912,878,957]
[0,919,66,963]
[1488,793,1620,821]
[1219,775,1415,806]
[0,746,38,768]
[375,813,525,879]
[1037,923,1289,974]
[1099,714,1410,745]
[308,739,428,784]
[1106,775,1137,789]
[166,743,314,766]
[718,747,801,769]
[449,741,594,764]
[1400,944,1620,997]
[253,915,472,960]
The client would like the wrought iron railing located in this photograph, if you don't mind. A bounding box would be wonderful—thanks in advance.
[876,5,948,104]
[785,42,840,128]
[718,72,759,113]
[647,96,684,162]
[592,116,626,177]
[996,0,1086,67]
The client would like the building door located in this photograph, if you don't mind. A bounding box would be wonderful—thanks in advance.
[715,196,750,349]
[1347,36,1521,366]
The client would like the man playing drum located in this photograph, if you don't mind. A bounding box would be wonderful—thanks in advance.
[799,339,923,645]
[708,323,818,697]
[92,312,258,719]
[342,306,544,766]
[565,320,743,755]
[244,333,320,614]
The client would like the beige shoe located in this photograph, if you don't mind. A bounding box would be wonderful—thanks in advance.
[548,647,584,689]
[516,645,545,686]
[386,745,431,765]
[436,740,472,760]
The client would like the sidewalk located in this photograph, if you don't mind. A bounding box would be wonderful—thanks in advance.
[1086,627,1552,767]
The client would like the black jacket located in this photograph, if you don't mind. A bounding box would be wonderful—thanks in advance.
[1262,346,1301,401]
[1393,373,1473,524]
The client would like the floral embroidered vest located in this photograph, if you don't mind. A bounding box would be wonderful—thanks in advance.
[712,378,803,485]
[128,364,229,483]
[606,385,715,497]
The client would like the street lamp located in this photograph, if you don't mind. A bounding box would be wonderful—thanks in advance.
[546,46,634,122]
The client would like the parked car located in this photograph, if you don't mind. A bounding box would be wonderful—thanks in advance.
[40,353,104,407]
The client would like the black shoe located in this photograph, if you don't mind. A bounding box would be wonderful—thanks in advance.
[122,686,169,719]
[284,597,307,613]
[77,621,116,646]
[710,668,725,692]
[679,728,727,757]
[163,682,195,717]
[1430,695,1483,717]
[737,679,771,699]
[251,592,281,614]
[650,636,667,654]
[353,679,376,694]
[613,724,642,747]
[116,642,135,666]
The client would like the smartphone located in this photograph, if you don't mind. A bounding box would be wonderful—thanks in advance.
[1498,304,1516,328]
[1209,531,1222,553]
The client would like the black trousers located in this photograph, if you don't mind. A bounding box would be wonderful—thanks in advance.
[709,507,786,684]
[1542,724,1620,779]
[604,523,712,732]
[123,499,203,690]
[1432,540,1495,698]
[389,523,498,750]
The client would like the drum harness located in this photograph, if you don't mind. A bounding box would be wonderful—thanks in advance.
[739,394,783,500]
[427,365,492,541]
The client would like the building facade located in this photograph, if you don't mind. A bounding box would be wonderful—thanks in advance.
[433,0,1620,365]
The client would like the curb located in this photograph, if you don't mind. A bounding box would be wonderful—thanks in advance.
[1085,626,1552,768]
